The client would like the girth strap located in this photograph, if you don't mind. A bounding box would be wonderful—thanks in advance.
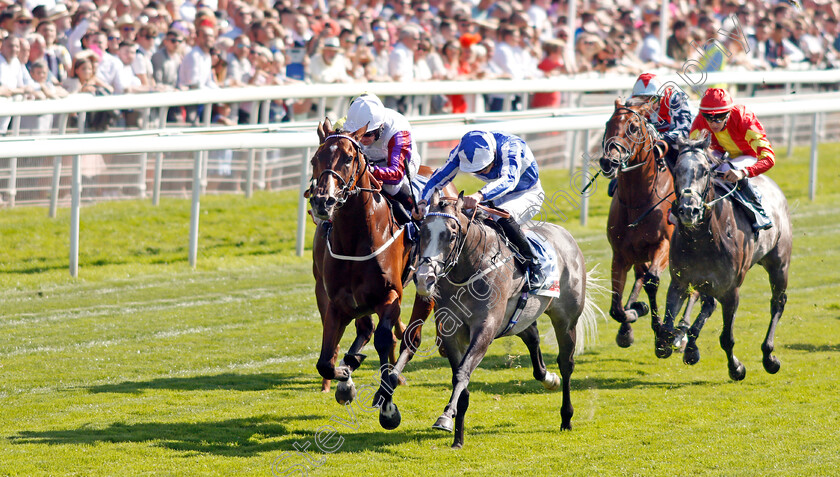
[496,292,530,339]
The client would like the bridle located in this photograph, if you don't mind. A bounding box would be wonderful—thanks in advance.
[675,145,738,211]
[602,106,665,174]
[419,206,478,279]
[312,134,380,208]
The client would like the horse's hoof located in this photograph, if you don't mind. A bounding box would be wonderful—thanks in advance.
[451,442,463,450]
[729,362,746,381]
[379,401,401,430]
[616,325,634,348]
[335,378,356,405]
[629,301,650,318]
[763,355,781,374]
[672,329,688,353]
[432,415,454,433]
[623,308,639,324]
[655,342,673,359]
[542,372,561,391]
[683,346,700,365]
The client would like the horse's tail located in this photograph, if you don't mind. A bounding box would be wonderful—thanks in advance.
[574,264,609,356]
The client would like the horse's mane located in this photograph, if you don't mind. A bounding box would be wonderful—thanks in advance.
[676,132,722,167]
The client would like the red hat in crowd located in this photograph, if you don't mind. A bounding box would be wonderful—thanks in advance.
[699,88,734,114]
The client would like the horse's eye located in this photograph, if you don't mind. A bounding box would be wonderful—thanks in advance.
[449,231,457,242]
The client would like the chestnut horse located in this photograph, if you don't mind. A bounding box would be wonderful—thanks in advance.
[309,119,455,429]
[655,135,791,380]
[598,98,693,349]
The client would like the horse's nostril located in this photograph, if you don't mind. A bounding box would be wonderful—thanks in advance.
[325,197,336,207]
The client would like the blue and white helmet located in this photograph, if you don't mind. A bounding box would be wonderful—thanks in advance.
[455,131,497,173]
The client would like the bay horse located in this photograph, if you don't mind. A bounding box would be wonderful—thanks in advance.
[412,190,600,448]
[655,135,792,380]
[599,98,695,349]
[309,119,456,430]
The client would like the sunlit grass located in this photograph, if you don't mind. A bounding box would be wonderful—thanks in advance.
[0,143,838,475]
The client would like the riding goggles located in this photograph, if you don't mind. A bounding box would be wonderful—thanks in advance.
[702,112,729,123]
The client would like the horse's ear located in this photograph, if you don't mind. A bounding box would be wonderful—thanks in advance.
[455,190,464,211]
[700,131,711,150]
[317,121,327,144]
[323,117,333,134]
[614,97,623,109]
[351,122,369,141]
[431,188,440,207]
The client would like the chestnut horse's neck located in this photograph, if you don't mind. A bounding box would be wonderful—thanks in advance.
[615,132,671,209]
[329,170,399,253]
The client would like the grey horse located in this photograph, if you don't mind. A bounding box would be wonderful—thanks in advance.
[655,135,792,380]
[412,190,600,448]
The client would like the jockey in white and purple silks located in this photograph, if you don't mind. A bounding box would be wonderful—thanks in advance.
[342,93,420,223]
[416,130,546,291]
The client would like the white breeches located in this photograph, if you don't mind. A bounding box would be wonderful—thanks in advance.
[491,181,545,224]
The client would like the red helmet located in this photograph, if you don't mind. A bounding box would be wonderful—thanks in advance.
[699,88,734,114]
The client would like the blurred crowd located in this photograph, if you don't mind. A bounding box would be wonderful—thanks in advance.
[1,0,840,130]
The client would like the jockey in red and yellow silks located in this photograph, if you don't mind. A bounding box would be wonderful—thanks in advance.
[689,95,775,179]
[688,88,774,231]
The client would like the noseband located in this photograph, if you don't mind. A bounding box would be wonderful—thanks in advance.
[602,107,662,173]
[313,134,379,208]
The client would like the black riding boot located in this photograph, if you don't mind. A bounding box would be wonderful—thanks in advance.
[498,217,544,291]
[387,189,415,226]
[737,178,772,231]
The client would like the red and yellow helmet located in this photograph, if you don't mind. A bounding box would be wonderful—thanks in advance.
[699,88,734,115]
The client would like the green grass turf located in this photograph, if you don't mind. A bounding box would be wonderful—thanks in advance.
[1,143,838,476]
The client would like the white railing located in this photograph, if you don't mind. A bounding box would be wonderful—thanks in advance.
[0,93,835,277]
[1,69,838,119]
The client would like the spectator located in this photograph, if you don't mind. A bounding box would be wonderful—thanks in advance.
[113,41,150,94]
[21,59,68,133]
[531,39,566,109]
[309,36,353,84]
[37,19,70,82]
[766,21,805,68]
[62,54,112,95]
[489,25,528,111]
[667,20,690,64]
[135,24,158,86]
[369,29,391,81]
[389,24,418,83]
[178,25,218,90]
[151,29,184,91]
[1,36,36,132]
[13,9,35,38]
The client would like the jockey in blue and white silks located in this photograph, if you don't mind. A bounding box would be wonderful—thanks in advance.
[417,130,546,291]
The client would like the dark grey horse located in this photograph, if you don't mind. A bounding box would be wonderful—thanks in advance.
[412,191,600,448]
[655,135,792,380]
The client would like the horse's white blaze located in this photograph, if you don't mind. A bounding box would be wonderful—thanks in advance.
[416,217,450,295]
[329,144,338,153]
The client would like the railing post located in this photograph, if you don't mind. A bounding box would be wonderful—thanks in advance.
[152,106,168,206]
[245,100,259,198]
[69,153,81,277]
[49,113,69,217]
[189,150,202,268]
[200,103,212,194]
[580,129,590,227]
[7,116,20,207]
[138,108,151,198]
[809,112,818,201]
[258,99,270,189]
[296,146,312,257]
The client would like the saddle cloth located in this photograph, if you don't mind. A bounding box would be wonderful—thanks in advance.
[524,229,561,298]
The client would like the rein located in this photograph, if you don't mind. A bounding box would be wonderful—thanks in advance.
[313,134,381,207]
[676,146,739,211]
[602,107,662,174]
[316,133,403,261]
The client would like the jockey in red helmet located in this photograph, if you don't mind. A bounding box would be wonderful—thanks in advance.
[689,87,775,231]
